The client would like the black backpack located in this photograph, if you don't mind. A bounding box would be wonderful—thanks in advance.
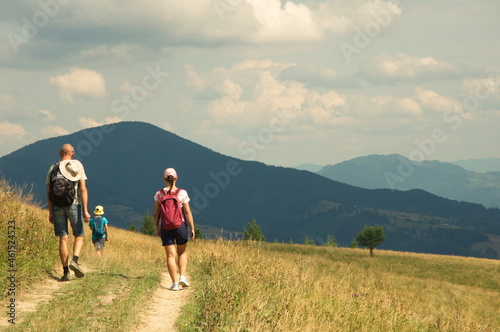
[48,162,76,207]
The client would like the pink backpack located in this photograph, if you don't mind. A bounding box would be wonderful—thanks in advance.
[159,188,184,230]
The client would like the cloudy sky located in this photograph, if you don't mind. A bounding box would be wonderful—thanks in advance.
[1,0,499,167]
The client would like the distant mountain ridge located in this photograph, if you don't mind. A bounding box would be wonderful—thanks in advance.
[1,121,499,258]
[293,163,323,173]
[317,154,500,209]
[451,157,500,173]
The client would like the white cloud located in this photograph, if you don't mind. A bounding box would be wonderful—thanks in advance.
[184,65,205,90]
[49,68,107,102]
[159,122,173,132]
[371,96,423,116]
[119,81,153,97]
[206,63,308,126]
[214,79,243,100]
[198,58,432,136]
[0,95,17,113]
[79,44,138,64]
[40,125,70,138]
[0,121,27,138]
[460,75,500,96]
[79,116,122,129]
[413,87,461,113]
[316,0,402,34]
[207,97,248,125]
[3,0,406,66]
[38,109,57,122]
[457,75,500,112]
[0,122,32,156]
[245,0,323,42]
[2,0,499,166]
[359,53,462,83]
[279,63,345,88]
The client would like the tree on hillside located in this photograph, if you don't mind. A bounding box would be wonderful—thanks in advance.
[194,226,203,239]
[354,225,386,257]
[325,235,337,247]
[304,235,315,245]
[242,219,266,241]
[140,212,156,236]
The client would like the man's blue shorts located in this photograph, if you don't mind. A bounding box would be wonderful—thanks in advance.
[52,204,84,237]
[160,222,188,246]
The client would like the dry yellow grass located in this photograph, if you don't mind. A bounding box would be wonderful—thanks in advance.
[0,179,56,295]
[183,240,500,332]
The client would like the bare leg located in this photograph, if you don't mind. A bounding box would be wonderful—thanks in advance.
[177,244,187,276]
[73,236,84,258]
[165,245,179,283]
[59,235,69,267]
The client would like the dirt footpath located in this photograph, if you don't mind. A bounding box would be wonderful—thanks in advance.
[129,272,193,332]
[0,269,193,331]
[0,273,63,328]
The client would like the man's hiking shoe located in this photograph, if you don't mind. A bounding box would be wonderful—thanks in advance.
[169,282,179,291]
[69,260,85,278]
[60,273,70,282]
[179,276,190,287]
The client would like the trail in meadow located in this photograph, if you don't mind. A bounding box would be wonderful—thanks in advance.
[130,272,193,332]
[0,267,65,328]
[1,268,192,331]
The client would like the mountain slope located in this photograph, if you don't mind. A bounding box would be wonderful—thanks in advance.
[294,163,323,173]
[1,122,499,258]
[318,154,500,209]
[451,157,500,173]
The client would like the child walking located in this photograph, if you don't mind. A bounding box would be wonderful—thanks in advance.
[89,205,109,256]
[153,168,195,291]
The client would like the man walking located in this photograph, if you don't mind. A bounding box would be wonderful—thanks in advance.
[46,144,90,281]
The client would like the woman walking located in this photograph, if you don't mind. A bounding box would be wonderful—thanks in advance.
[154,168,195,291]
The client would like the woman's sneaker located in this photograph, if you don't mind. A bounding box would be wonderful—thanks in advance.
[169,282,179,291]
[179,275,190,287]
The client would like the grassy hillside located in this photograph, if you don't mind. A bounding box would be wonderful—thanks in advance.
[0,179,57,295]
[3,121,500,259]
[1,181,499,331]
[182,241,499,331]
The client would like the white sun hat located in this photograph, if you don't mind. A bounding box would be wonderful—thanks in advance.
[59,160,84,181]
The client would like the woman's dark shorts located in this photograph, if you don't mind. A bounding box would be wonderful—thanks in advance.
[160,222,188,246]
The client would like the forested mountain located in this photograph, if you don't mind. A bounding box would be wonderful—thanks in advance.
[1,122,499,258]
[318,154,500,209]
